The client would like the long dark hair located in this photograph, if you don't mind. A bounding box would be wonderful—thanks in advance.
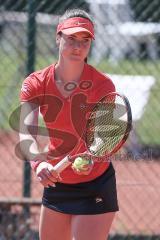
[58,9,94,63]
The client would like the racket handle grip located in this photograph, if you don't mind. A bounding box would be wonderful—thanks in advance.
[53,156,71,173]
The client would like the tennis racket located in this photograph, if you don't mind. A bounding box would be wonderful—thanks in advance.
[53,92,132,173]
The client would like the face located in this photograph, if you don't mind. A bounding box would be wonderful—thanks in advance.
[56,32,92,62]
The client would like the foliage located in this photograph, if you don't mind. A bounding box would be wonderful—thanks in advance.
[0,0,89,14]
[130,0,160,22]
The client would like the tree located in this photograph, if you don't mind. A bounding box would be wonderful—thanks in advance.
[130,0,160,22]
[0,0,89,14]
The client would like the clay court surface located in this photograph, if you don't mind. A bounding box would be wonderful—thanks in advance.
[0,131,159,235]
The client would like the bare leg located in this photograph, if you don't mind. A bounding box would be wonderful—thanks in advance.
[71,212,116,240]
[39,205,72,240]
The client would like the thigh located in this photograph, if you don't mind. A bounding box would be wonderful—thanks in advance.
[39,205,72,240]
[71,212,116,240]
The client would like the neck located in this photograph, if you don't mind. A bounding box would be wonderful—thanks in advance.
[55,58,85,84]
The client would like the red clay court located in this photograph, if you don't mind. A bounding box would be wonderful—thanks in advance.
[0,131,159,235]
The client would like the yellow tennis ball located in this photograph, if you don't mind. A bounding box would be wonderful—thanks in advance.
[72,157,92,171]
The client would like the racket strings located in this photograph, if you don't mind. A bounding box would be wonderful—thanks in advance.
[86,95,129,157]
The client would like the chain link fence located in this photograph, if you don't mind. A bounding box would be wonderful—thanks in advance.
[0,0,160,239]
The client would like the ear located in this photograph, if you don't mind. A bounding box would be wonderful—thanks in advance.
[56,34,61,46]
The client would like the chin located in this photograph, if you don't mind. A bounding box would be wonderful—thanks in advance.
[70,56,84,62]
[71,53,86,61]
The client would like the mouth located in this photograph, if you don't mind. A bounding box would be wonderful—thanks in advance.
[72,53,81,57]
[72,51,81,56]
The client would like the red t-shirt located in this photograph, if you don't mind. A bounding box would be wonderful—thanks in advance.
[20,63,115,184]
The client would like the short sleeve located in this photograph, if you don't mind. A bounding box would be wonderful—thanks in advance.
[20,74,40,104]
[94,74,116,100]
[100,75,116,96]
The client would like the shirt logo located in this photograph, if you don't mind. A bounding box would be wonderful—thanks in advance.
[80,104,86,110]
[21,83,28,92]
[95,197,103,203]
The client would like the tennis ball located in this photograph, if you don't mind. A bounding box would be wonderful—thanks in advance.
[72,157,92,171]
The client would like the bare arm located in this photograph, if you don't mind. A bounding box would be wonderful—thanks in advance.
[19,101,60,187]
[19,101,40,160]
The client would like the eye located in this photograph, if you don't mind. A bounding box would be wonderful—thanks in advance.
[68,36,74,41]
[82,39,90,45]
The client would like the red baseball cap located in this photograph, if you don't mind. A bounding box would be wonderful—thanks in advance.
[57,17,95,39]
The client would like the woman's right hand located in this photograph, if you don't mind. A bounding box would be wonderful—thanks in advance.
[36,162,61,188]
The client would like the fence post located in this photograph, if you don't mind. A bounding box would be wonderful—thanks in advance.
[23,0,37,200]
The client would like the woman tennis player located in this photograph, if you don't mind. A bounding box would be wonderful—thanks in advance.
[19,9,119,240]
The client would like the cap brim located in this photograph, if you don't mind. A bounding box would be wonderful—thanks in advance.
[61,27,95,39]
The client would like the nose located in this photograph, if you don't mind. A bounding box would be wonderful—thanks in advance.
[74,40,81,49]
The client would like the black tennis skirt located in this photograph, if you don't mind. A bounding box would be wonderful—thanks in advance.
[42,163,119,215]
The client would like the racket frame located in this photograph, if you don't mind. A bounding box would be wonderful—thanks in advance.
[53,92,132,173]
